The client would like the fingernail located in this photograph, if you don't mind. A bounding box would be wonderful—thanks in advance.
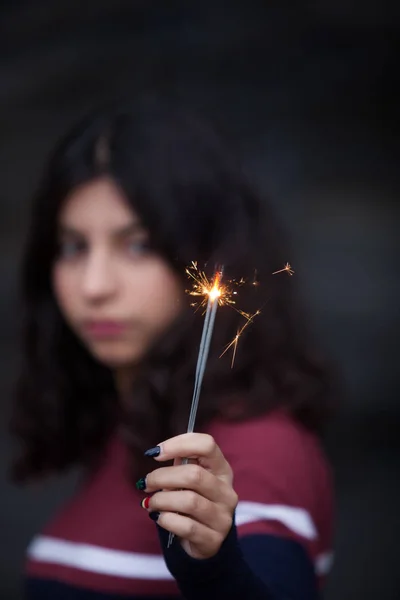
[140,497,151,510]
[135,477,147,491]
[144,446,161,458]
[149,511,160,522]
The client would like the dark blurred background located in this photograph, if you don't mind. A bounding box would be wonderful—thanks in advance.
[0,1,399,599]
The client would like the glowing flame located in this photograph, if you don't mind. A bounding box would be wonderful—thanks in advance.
[209,286,221,302]
[185,262,244,312]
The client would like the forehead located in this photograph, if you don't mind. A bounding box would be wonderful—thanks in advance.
[59,177,139,229]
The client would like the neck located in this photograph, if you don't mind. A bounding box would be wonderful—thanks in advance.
[114,365,136,402]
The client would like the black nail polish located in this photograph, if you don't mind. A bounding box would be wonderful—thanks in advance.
[144,446,161,458]
[135,477,147,491]
[149,511,160,522]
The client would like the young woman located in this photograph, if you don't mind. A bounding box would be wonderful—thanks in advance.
[11,99,334,599]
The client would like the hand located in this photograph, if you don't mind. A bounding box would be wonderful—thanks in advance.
[138,433,238,559]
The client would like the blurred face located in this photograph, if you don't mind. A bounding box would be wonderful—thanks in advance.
[52,177,183,368]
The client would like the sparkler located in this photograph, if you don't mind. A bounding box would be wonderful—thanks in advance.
[167,261,293,546]
[187,267,223,433]
[185,260,294,368]
[167,265,223,547]
[185,261,261,368]
[183,260,295,421]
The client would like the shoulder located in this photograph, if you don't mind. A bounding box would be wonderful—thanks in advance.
[208,411,326,471]
[207,411,332,509]
[206,411,334,565]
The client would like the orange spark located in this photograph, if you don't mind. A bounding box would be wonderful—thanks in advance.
[272,262,295,276]
[186,262,265,367]
[219,310,261,367]
[220,330,240,368]
[187,261,296,368]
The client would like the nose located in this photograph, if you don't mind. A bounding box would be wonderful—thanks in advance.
[81,250,117,302]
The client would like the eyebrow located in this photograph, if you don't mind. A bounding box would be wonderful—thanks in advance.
[57,221,145,238]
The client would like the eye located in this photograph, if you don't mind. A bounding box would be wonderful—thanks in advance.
[58,239,86,259]
[126,237,150,256]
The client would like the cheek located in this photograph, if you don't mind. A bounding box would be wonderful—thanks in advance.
[134,264,183,324]
[52,265,77,318]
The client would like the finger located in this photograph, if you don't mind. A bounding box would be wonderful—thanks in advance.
[145,433,231,479]
[143,464,234,504]
[156,511,225,559]
[145,490,234,532]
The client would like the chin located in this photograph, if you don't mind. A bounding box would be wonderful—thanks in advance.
[89,343,145,368]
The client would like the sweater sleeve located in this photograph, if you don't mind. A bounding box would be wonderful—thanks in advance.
[157,518,319,600]
[157,519,271,600]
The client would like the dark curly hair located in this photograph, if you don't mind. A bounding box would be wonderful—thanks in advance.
[10,98,333,484]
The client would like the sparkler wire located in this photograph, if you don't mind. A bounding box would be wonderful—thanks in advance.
[167,261,291,546]
[187,296,219,433]
[167,276,221,547]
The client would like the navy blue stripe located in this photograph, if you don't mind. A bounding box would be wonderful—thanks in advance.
[25,578,180,600]
[240,534,319,599]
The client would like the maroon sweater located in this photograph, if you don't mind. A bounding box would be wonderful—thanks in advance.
[25,412,333,598]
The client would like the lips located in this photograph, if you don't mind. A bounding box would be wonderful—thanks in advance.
[82,320,127,338]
